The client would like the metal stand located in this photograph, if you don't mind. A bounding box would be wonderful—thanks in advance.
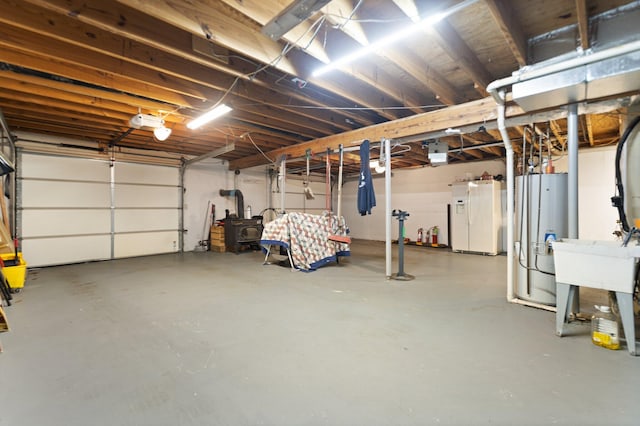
[262,244,295,271]
[391,209,414,281]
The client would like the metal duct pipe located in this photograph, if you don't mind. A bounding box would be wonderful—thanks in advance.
[486,39,640,105]
[220,189,245,219]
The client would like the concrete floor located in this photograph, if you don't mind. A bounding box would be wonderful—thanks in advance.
[0,240,638,426]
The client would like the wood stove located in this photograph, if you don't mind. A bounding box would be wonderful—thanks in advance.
[224,217,263,253]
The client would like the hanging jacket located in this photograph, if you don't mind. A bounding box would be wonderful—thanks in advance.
[357,139,376,215]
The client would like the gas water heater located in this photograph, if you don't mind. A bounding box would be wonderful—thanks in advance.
[515,173,568,305]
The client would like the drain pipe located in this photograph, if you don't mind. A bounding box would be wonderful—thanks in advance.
[496,92,515,301]
[495,90,556,312]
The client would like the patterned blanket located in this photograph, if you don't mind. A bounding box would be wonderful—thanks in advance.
[260,212,350,271]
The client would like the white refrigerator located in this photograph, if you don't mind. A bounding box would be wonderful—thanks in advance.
[451,180,502,255]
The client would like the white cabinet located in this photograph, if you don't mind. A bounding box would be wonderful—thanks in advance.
[451,180,502,255]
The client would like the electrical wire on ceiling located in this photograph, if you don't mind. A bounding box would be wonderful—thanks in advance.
[245,132,276,165]
[205,11,329,110]
[332,0,364,30]
[232,103,446,111]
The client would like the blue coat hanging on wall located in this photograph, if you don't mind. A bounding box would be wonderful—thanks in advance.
[357,139,376,215]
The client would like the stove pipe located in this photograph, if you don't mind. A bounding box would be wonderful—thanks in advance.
[219,189,245,219]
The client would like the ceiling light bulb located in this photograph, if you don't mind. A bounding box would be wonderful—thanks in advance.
[187,104,232,130]
[153,126,172,141]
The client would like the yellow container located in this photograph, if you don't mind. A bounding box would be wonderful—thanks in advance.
[1,253,27,290]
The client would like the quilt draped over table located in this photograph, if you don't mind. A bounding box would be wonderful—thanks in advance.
[260,212,350,271]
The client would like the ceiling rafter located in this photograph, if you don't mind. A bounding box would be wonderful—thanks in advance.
[221,0,432,116]
[330,1,459,106]
[484,0,528,67]
[322,0,369,45]
[23,0,394,123]
[575,0,590,50]
[430,20,494,96]
[391,0,421,22]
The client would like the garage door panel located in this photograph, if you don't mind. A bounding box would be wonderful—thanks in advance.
[21,154,110,181]
[23,235,111,267]
[116,162,178,185]
[22,180,110,208]
[114,185,177,208]
[114,231,179,258]
[22,210,111,237]
[114,209,178,233]
[21,153,180,266]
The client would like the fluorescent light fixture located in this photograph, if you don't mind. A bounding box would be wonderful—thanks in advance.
[187,104,232,130]
[313,24,423,77]
[153,126,172,141]
[312,0,479,77]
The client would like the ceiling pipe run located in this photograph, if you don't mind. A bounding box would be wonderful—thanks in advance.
[487,39,640,107]
[487,38,640,312]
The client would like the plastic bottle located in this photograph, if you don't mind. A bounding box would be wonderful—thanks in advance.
[591,305,620,350]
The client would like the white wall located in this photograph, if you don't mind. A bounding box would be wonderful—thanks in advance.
[342,159,507,244]
[182,160,271,251]
[13,132,619,255]
[341,145,620,244]
[553,145,618,240]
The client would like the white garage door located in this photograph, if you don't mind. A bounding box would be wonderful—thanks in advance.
[20,153,179,267]
[113,162,179,258]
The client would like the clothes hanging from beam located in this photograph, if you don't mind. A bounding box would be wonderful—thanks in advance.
[357,139,376,215]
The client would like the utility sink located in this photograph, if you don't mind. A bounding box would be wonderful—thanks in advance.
[553,239,640,356]
[553,239,640,292]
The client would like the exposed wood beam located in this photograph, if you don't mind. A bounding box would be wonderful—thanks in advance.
[4,0,360,131]
[321,1,458,107]
[391,0,420,21]
[230,96,524,169]
[484,0,527,67]
[220,0,429,117]
[23,0,383,125]
[431,20,494,96]
[575,0,590,51]
[584,114,595,146]
[322,0,369,45]
[218,0,330,62]
[231,95,632,170]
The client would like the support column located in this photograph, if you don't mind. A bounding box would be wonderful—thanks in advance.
[567,103,580,312]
